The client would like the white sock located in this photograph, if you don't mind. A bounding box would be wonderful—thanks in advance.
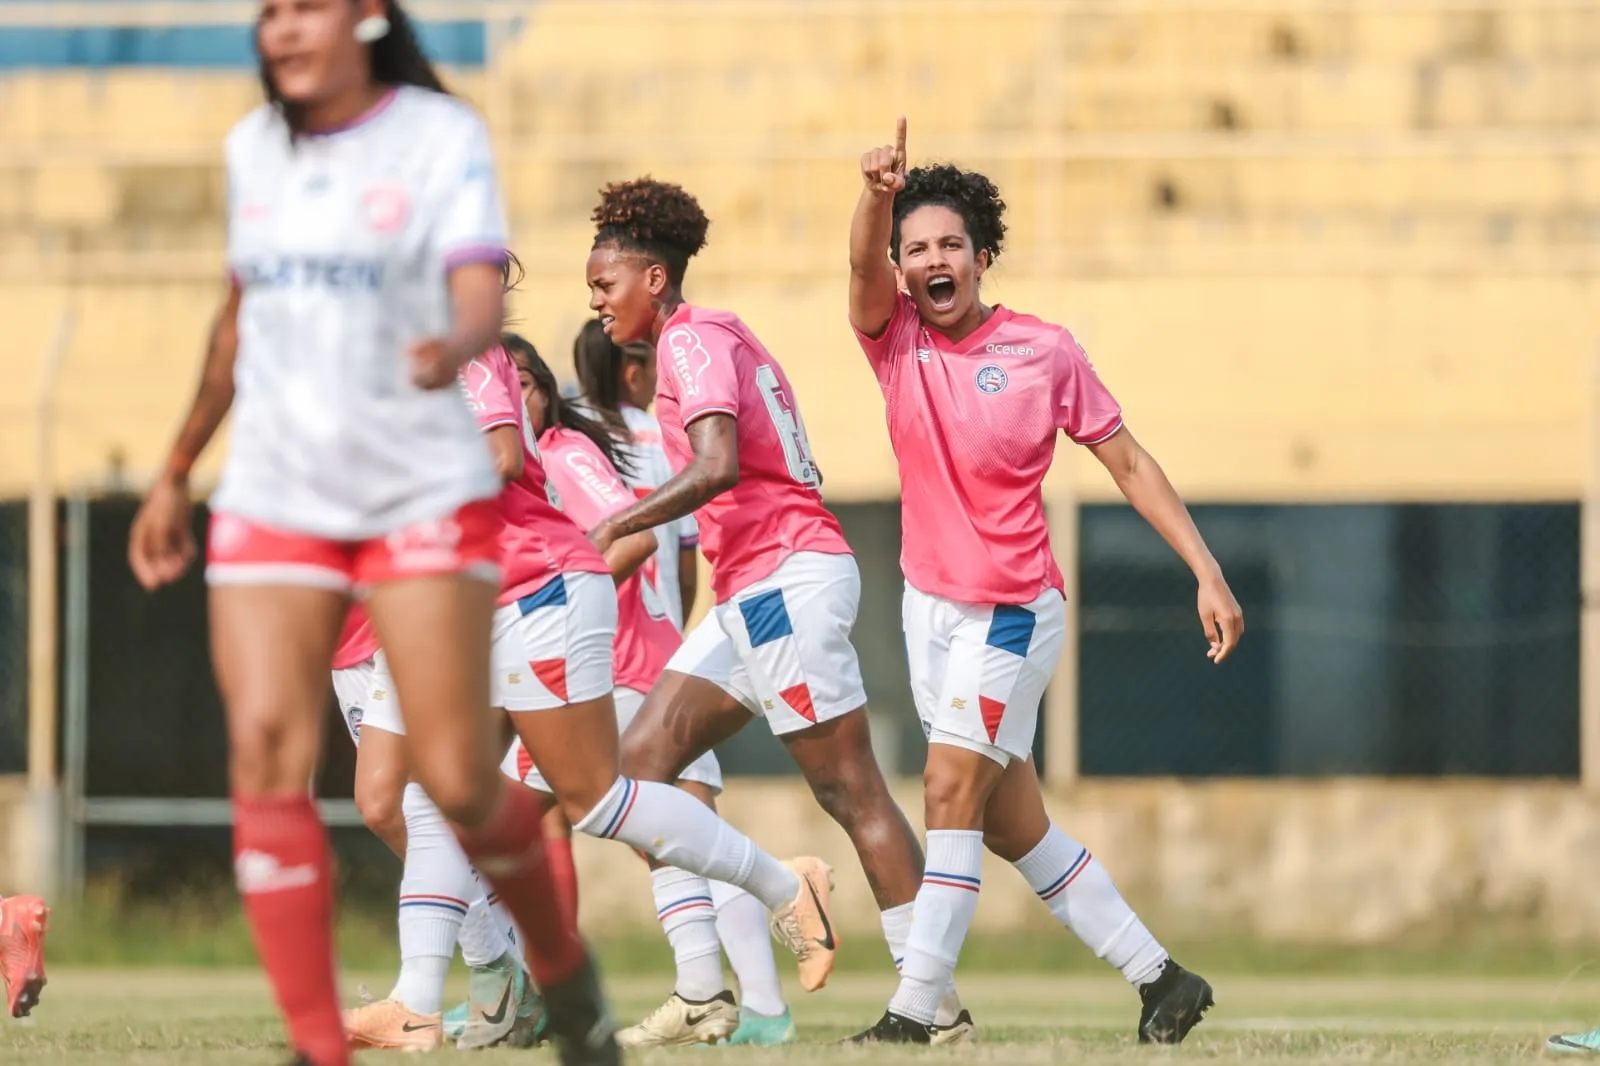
[575,778,799,910]
[392,783,475,1014]
[880,902,965,1027]
[888,830,983,1025]
[651,867,724,1001]
[1014,824,1169,987]
[458,892,521,970]
[711,880,786,1017]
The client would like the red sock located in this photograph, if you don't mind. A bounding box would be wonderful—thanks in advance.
[233,794,347,1066]
[547,835,580,926]
[454,783,586,988]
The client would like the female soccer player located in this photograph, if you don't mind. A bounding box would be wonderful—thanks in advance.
[449,330,840,1014]
[571,318,700,629]
[585,178,974,1046]
[125,3,612,1064]
[844,117,1240,1044]
[0,893,48,1018]
[509,336,795,1047]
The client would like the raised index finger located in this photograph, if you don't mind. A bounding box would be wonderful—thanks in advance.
[894,115,908,166]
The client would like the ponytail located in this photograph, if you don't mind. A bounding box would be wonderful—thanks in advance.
[503,333,635,479]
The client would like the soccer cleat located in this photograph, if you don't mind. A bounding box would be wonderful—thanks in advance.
[617,990,737,1048]
[847,1010,934,1044]
[456,955,529,1049]
[540,951,621,1066]
[341,997,443,1051]
[1137,959,1214,1044]
[1548,1027,1600,1054]
[0,895,49,1018]
[768,857,837,992]
[725,1004,796,1046]
[931,1008,977,1046]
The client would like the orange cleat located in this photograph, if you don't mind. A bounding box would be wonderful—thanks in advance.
[0,895,49,1018]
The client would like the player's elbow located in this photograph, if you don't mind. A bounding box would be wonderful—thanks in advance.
[703,454,739,495]
[494,449,524,483]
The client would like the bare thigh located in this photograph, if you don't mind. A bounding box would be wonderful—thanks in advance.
[618,670,752,783]
[210,584,346,796]
[510,692,621,824]
[367,574,501,829]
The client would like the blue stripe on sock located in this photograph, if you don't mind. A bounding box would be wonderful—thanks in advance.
[923,869,982,887]
[599,779,637,839]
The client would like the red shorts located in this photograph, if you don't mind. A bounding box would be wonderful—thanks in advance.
[205,500,502,591]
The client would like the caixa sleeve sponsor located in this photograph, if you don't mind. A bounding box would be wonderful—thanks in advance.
[237,256,385,291]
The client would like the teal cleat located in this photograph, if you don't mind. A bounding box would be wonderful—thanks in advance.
[1549,1027,1600,1054]
[726,1006,797,1047]
[445,955,547,1050]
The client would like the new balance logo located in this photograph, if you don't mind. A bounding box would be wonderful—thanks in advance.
[235,850,319,895]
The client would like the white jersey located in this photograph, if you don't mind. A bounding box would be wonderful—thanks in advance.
[212,86,507,539]
[620,403,699,631]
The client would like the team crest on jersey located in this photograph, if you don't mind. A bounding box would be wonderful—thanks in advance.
[975,364,1009,394]
[362,186,410,233]
[347,705,364,741]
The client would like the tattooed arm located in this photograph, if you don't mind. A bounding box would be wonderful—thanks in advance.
[591,414,737,556]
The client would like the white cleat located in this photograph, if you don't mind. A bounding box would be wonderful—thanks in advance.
[616,990,738,1048]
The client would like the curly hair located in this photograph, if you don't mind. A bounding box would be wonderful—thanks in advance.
[891,164,1007,266]
[590,178,710,285]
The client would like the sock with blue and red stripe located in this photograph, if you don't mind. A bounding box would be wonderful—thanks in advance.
[393,783,475,1014]
[1014,824,1168,987]
[574,777,799,910]
[888,829,984,1025]
[651,867,725,1002]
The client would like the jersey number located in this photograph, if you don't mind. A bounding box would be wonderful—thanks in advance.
[754,364,820,489]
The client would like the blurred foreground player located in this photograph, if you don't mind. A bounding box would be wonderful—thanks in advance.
[846,117,1240,1044]
[0,894,48,1017]
[125,1,615,1063]
[585,179,974,1045]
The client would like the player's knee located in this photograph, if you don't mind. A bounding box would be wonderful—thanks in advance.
[227,706,312,793]
[354,777,404,844]
[416,768,494,829]
[922,765,989,830]
[806,770,866,831]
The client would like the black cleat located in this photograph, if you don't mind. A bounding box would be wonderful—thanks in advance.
[847,1011,934,1044]
[540,950,621,1066]
[1138,959,1214,1044]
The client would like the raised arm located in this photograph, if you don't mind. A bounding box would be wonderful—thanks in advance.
[849,116,908,339]
[128,282,241,589]
[590,415,738,555]
[1088,427,1244,663]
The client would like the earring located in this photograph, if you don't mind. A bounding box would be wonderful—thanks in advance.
[354,14,390,43]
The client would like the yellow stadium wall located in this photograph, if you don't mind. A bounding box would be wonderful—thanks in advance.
[2,1,1596,503]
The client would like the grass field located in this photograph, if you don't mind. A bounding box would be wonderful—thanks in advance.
[7,967,1600,1064]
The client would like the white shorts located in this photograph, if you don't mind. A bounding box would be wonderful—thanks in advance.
[331,651,405,743]
[666,552,867,737]
[502,686,724,795]
[902,584,1067,766]
[491,572,617,712]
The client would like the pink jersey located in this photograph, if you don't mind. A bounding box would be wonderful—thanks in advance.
[540,426,679,694]
[461,348,609,604]
[332,603,379,670]
[853,292,1123,604]
[653,304,851,601]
